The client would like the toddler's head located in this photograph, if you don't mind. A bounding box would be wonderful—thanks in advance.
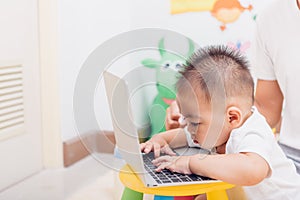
[176,45,254,150]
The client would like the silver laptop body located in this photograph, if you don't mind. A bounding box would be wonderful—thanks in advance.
[103,71,218,187]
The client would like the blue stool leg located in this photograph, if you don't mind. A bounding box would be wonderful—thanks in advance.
[174,196,194,200]
[121,187,143,200]
[154,195,174,200]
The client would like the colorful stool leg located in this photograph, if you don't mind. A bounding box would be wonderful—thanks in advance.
[174,196,194,200]
[121,187,143,200]
[154,195,174,200]
[154,195,194,200]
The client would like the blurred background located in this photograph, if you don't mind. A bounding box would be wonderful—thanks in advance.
[0,0,270,199]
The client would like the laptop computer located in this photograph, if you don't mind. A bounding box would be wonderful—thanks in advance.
[103,71,218,187]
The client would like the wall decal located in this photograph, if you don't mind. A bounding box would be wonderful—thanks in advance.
[170,0,253,30]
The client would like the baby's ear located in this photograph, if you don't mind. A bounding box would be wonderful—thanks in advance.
[227,106,242,128]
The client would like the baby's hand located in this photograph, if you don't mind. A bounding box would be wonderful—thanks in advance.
[152,155,192,174]
[140,140,176,158]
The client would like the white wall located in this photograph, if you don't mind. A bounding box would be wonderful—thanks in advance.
[59,0,270,141]
[58,0,130,140]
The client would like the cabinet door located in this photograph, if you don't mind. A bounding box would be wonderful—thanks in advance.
[0,0,43,191]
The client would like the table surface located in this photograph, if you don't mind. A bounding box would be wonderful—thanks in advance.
[119,164,235,196]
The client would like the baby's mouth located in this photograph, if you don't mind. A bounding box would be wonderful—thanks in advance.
[193,139,199,144]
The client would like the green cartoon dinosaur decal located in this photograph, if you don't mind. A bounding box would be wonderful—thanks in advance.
[141,38,194,137]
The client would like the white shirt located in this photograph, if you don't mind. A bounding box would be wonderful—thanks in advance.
[251,0,300,150]
[226,107,300,200]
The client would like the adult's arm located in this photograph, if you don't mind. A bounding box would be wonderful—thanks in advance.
[255,79,283,128]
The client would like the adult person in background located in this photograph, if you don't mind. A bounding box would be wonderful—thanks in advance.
[165,0,300,173]
[251,0,300,173]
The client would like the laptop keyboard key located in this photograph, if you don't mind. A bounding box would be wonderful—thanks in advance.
[142,152,214,185]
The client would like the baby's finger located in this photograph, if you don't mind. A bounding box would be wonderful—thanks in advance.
[143,142,154,153]
[155,162,171,172]
[152,155,171,165]
[162,145,177,156]
[166,116,180,130]
[165,104,181,130]
[140,143,147,152]
[166,165,176,172]
[153,143,161,158]
[151,158,161,166]
[170,101,180,117]
[166,120,180,130]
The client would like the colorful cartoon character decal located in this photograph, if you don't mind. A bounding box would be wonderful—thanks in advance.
[227,40,251,53]
[171,0,218,14]
[141,38,194,137]
[211,0,252,30]
[171,0,252,31]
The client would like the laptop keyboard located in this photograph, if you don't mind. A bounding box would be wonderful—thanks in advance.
[143,152,214,184]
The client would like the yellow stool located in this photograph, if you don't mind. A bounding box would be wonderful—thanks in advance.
[119,165,234,200]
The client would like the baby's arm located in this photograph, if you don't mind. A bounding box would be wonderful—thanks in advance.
[140,128,188,157]
[189,152,270,186]
[153,152,269,185]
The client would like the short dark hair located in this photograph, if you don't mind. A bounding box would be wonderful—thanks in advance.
[177,45,254,105]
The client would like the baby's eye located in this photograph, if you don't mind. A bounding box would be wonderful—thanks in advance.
[190,122,201,127]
